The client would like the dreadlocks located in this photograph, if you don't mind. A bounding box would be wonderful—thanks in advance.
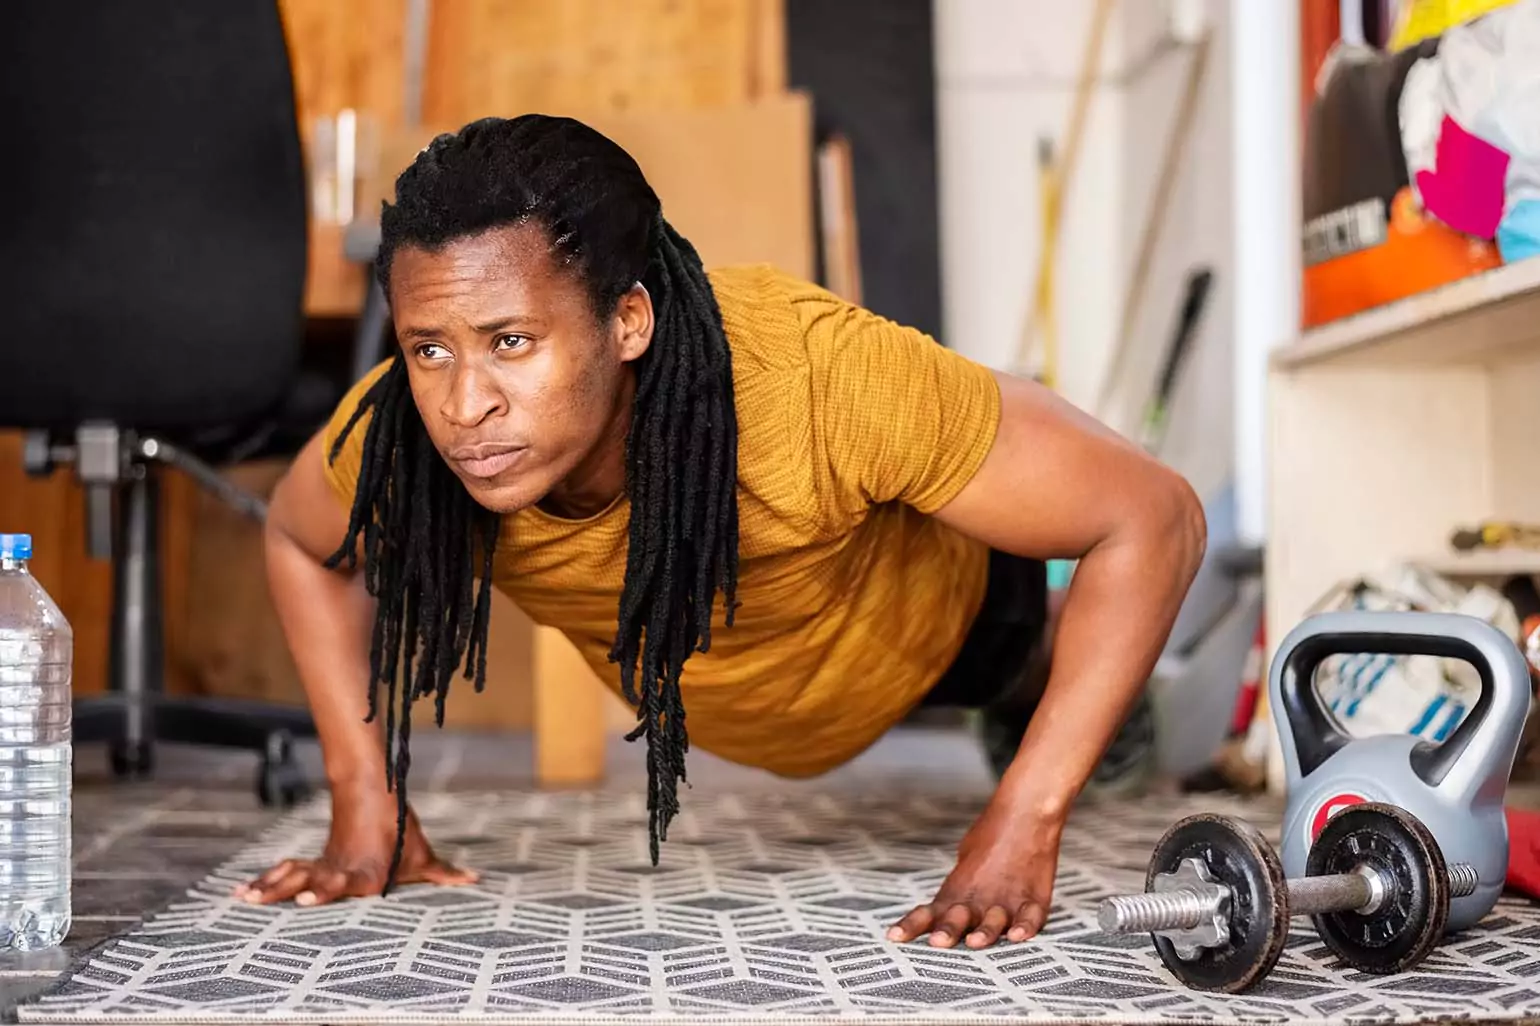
[324,115,741,890]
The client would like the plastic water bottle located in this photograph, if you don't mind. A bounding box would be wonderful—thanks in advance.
[0,534,72,950]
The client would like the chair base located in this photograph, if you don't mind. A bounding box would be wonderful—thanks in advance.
[26,425,321,808]
[74,693,318,807]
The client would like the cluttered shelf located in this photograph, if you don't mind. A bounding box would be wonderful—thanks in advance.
[1263,264,1540,689]
[1270,256,1540,370]
[1411,523,1540,579]
[1414,547,1540,578]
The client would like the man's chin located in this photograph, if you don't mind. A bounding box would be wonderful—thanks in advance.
[456,472,549,516]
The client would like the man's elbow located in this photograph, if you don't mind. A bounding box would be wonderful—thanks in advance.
[1150,467,1207,581]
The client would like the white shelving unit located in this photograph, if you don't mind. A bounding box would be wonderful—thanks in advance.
[1271,256,1540,371]
[1413,547,1540,578]
[1262,257,1540,789]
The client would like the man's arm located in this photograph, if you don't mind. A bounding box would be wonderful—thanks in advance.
[234,430,476,906]
[262,430,387,792]
[889,370,1206,948]
[935,370,1207,816]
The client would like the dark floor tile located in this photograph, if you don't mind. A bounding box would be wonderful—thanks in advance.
[162,787,275,814]
[139,814,275,840]
[71,769,181,794]
[75,834,245,876]
[0,946,72,978]
[69,793,168,832]
[148,835,251,863]
[445,737,522,781]
[70,786,162,811]
[68,875,193,918]
[69,833,119,863]
[64,918,135,956]
[438,775,539,794]
[69,743,327,814]
[0,975,61,1022]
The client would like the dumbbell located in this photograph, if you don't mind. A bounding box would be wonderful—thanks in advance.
[1097,802,1478,993]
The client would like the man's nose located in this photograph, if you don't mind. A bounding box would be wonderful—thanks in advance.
[440,365,505,427]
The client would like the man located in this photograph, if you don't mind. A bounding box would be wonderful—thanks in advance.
[233,113,1206,953]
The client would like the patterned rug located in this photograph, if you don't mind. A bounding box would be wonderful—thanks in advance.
[17,788,1540,1025]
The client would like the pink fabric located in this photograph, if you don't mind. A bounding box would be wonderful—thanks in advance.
[1416,114,1511,239]
[1507,805,1540,899]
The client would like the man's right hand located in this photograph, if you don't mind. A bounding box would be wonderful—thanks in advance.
[245,430,478,909]
[232,789,478,907]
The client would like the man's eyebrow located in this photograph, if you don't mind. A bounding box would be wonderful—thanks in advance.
[473,314,541,334]
[398,315,541,341]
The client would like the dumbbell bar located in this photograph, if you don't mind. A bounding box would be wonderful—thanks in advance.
[1096,802,1474,993]
[1099,856,1477,937]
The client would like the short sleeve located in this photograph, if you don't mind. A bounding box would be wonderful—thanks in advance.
[319,359,393,511]
[802,291,1002,515]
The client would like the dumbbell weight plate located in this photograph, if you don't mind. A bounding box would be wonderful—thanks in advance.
[1146,813,1291,993]
[1305,802,1449,974]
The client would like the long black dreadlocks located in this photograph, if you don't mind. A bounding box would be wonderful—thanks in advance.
[324,114,741,890]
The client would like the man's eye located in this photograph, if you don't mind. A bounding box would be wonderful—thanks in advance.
[414,343,448,361]
[494,334,529,351]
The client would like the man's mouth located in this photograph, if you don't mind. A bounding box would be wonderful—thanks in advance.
[448,443,528,480]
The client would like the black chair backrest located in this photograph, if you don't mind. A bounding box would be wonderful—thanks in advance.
[0,2,308,434]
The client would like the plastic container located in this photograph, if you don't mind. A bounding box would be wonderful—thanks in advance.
[0,534,72,950]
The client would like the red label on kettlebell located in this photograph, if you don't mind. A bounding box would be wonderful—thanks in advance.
[1310,792,1367,842]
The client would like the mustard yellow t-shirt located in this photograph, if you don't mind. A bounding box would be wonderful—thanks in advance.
[321,264,1003,778]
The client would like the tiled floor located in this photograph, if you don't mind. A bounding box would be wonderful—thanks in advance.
[0,722,1003,1020]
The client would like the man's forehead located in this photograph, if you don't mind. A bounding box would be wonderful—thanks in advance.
[395,223,547,277]
[391,229,575,303]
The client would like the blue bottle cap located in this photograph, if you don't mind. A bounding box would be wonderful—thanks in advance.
[0,534,33,560]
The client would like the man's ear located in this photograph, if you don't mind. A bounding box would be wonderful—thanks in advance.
[613,282,654,363]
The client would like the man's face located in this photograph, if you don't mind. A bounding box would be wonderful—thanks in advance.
[388,222,653,514]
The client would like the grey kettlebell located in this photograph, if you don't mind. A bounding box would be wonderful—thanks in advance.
[1269,609,1531,931]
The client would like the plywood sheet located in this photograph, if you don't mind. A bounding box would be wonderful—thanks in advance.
[370,94,815,282]
[422,0,784,123]
[279,0,410,316]
[291,0,790,317]
[279,0,408,129]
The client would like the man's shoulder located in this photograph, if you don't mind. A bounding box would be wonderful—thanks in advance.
[705,262,913,381]
[707,263,819,371]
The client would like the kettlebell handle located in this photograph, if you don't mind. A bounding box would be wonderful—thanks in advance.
[1269,610,1531,797]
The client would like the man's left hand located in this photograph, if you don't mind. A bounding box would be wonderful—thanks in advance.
[886,799,1063,949]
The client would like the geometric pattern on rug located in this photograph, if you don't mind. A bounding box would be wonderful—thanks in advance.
[18,788,1540,1024]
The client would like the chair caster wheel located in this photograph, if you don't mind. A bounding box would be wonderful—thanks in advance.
[109,740,153,779]
[256,731,310,808]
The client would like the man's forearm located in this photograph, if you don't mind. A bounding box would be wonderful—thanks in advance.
[264,518,389,792]
[997,509,1205,819]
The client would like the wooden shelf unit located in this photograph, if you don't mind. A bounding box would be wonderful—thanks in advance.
[1263,257,1540,789]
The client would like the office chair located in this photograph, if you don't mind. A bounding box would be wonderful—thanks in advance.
[1,3,327,806]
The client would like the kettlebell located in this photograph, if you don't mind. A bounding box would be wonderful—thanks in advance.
[1269,609,1531,931]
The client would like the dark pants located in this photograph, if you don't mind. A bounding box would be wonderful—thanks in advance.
[923,548,1157,786]
[922,549,1051,714]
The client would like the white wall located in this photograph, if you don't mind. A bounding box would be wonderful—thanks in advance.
[934,0,1239,500]
[1108,0,1235,500]
[933,0,1134,411]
